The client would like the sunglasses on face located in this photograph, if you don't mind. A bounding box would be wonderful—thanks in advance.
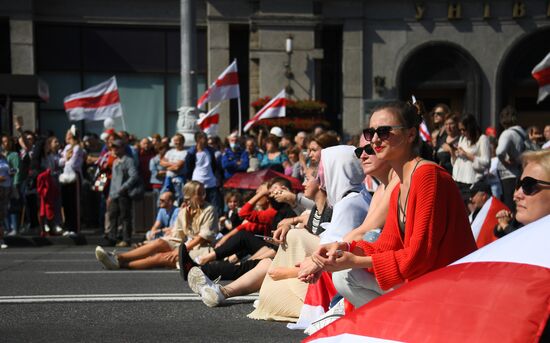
[362,126,406,141]
[433,111,446,116]
[354,144,375,158]
[515,176,550,196]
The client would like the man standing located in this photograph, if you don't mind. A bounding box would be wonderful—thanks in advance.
[496,106,527,211]
[106,139,138,247]
[468,180,510,248]
[185,131,221,213]
[161,134,187,203]
[221,132,246,179]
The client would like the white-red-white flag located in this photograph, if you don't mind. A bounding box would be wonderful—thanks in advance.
[197,103,221,137]
[411,95,431,142]
[64,76,123,121]
[532,52,550,104]
[306,214,550,343]
[197,60,240,110]
[243,89,287,132]
[419,120,431,142]
[470,196,509,248]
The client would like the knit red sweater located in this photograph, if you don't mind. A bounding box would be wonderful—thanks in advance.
[236,202,277,237]
[355,164,477,290]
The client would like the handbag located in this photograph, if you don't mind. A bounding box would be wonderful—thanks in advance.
[92,172,109,192]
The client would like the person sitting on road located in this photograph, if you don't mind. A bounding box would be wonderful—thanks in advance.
[95,181,218,270]
[143,191,179,243]
[179,178,295,278]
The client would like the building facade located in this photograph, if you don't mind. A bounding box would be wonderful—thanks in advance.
[1,0,549,139]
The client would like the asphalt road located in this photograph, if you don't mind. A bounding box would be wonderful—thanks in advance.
[0,245,307,342]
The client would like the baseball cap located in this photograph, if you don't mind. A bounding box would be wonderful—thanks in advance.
[270,126,284,138]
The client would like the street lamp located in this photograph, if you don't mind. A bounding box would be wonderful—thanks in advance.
[284,34,294,95]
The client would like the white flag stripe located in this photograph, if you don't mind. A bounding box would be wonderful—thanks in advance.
[243,89,286,131]
[66,102,123,121]
[469,197,492,240]
[453,214,550,268]
[64,77,118,102]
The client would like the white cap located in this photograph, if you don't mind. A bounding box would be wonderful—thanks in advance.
[269,126,284,138]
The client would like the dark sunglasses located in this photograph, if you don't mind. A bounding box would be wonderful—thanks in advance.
[354,144,375,158]
[433,111,446,116]
[362,125,406,141]
[515,176,550,196]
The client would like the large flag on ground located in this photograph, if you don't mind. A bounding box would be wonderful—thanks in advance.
[64,76,123,121]
[305,214,550,343]
[470,196,509,248]
[532,52,550,103]
[197,60,240,110]
[243,89,287,132]
[197,103,221,137]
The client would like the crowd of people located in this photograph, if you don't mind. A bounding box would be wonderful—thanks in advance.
[1,102,549,335]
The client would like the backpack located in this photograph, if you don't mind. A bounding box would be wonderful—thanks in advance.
[511,127,537,152]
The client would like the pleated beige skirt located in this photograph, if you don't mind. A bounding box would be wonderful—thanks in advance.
[248,228,320,322]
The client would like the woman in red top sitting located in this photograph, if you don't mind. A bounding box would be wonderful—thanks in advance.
[300,101,477,308]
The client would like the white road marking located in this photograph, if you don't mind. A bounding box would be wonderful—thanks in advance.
[45,270,179,274]
[14,259,95,262]
[0,293,259,304]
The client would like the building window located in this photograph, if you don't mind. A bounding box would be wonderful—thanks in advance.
[36,23,207,139]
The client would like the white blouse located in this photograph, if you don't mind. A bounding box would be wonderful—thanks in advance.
[452,134,491,184]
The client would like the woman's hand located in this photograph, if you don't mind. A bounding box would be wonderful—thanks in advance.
[256,184,269,196]
[271,188,296,206]
[495,210,513,230]
[297,256,324,283]
[272,218,294,244]
[214,235,228,249]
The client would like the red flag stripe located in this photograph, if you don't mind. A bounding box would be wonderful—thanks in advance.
[64,90,120,110]
[533,67,550,87]
[214,72,239,87]
[419,127,431,141]
[306,262,550,343]
[254,97,287,119]
[198,113,220,130]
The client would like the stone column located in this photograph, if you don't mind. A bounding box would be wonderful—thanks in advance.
[176,0,199,146]
[341,19,364,136]
[10,19,36,132]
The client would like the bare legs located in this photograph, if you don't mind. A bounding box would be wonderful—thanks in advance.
[116,239,175,269]
[222,259,272,298]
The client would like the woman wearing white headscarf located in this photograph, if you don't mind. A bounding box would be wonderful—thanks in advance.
[247,145,371,322]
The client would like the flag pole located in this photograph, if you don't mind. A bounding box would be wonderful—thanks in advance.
[237,95,242,136]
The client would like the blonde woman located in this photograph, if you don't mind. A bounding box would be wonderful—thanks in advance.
[95,180,218,270]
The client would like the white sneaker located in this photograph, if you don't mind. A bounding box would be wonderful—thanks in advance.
[44,224,51,233]
[95,246,120,270]
[0,240,7,249]
[304,298,346,335]
[187,266,222,294]
[201,283,226,308]
[55,226,64,235]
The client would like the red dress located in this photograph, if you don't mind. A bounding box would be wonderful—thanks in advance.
[355,164,477,290]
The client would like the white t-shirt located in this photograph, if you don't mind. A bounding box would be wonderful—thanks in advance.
[192,150,217,188]
[165,148,187,177]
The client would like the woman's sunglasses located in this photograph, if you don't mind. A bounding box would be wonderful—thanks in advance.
[362,125,406,141]
[354,144,375,158]
[515,176,550,196]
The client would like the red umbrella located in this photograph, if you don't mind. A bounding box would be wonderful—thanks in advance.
[223,169,304,191]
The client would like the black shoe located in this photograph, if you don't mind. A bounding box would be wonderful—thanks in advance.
[178,244,197,281]
[99,237,116,247]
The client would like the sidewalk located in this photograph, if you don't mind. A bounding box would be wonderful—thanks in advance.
[3,229,142,247]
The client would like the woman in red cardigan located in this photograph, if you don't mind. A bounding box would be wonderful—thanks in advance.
[300,101,477,307]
